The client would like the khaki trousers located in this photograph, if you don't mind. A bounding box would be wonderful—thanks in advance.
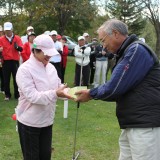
[119,128,160,160]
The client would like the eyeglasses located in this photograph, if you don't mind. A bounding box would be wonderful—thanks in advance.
[100,34,108,44]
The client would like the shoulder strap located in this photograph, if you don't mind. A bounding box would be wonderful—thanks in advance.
[123,41,159,65]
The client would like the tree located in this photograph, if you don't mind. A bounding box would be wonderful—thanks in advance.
[140,19,156,50]
[0,0,37,35]
[88,14,110,39]
[106,0,146,35]
[142,0,160,57]
[0,0,98,37]
[39,0,98,36]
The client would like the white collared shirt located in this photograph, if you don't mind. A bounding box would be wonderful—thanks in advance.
[5,33,14,42]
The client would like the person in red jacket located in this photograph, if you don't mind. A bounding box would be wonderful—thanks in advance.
[0,22,23,100]
[60,36,69,83]
[21,32,36,62]
[0,25,4,93]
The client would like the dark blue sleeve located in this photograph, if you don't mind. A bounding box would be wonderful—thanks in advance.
[90,43,154,101]
[95,45,103,57]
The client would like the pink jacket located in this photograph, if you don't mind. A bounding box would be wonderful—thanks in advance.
[16,53,61,127]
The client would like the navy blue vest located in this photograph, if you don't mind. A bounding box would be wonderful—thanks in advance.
[116,38,160,129]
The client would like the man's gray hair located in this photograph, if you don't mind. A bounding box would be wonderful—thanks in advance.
[98,19,128,35]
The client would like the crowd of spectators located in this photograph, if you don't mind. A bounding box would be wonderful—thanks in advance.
[0,21,115,101]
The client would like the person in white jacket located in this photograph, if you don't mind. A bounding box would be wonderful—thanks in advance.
[74,36,91,87]
[16,34,72,160]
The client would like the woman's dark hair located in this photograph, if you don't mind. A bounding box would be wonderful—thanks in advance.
[62,36,67,42]
[27,32,36,40]
[32,48,42,53]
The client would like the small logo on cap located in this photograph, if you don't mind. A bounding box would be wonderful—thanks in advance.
[33,43,37,48]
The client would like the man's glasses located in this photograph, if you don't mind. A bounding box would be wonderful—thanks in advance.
[100,34,108,44]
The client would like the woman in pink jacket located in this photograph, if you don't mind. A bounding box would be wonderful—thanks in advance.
[16,34,72,160]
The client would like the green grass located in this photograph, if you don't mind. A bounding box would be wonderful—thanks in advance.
[0,56,120,160]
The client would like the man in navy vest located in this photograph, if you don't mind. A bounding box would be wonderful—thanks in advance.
[75,19,160,160]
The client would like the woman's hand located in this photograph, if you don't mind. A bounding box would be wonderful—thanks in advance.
[56,84,74,100]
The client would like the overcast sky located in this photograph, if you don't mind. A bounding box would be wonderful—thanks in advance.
[95,0,107,15]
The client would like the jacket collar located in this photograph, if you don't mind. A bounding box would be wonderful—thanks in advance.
[30,53,47,68]
[116,34,139,62]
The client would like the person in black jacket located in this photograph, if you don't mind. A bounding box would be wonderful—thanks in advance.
[75,19,160,160]
[89,38,97,85]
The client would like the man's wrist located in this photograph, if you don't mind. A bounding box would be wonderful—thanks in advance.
[87,89,93,100]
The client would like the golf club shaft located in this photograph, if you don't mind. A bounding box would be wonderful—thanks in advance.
[72,48,84,159]
[72,152,80,160]
[72,102,80,159]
